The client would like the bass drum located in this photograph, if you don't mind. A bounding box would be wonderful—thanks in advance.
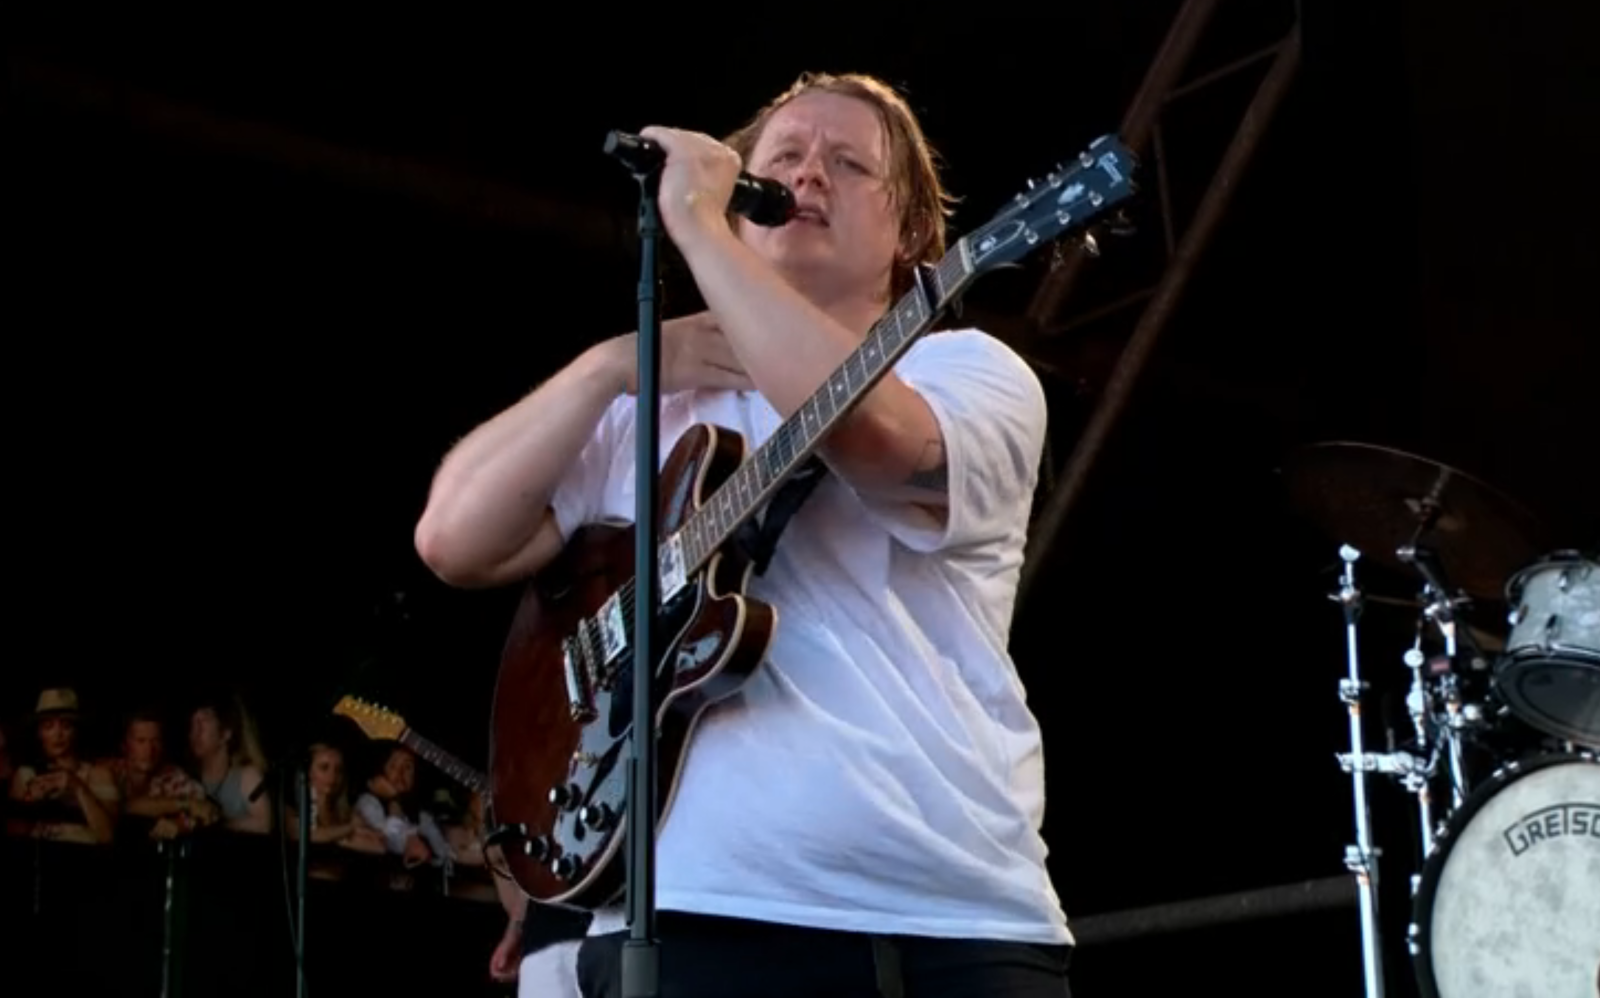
[1410,752,1600,998]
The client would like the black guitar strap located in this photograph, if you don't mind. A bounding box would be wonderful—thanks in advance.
[731,455,829,575]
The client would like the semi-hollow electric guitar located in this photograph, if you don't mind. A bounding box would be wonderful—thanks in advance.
[489,135,1139,908]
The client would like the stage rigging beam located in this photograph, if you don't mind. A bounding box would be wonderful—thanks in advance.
[1017,4,1302,604]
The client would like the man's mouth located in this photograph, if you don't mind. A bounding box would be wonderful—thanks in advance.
[791,205,829,226]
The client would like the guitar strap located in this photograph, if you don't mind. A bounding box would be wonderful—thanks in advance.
[731,455,829,575]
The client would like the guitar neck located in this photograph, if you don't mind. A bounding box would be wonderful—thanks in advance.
[669,241,975,575]
[398,729,487,794]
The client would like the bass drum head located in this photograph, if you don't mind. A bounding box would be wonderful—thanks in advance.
[1411,752,1600,998]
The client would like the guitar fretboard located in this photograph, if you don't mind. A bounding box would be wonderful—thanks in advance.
[399,729,487,794]
[669,242,974,576]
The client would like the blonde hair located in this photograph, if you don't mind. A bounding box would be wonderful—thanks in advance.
[308,742,351,826]
[722,71,957,297]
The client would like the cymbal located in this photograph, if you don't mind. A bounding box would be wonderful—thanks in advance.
[1282,441,1547,599]
[1360,593,1507,651]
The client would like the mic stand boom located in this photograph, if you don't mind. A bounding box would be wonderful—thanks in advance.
[607,130,663,998]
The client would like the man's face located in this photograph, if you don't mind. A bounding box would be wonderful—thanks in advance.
[189,708,225,759]
[125,720,163,772]
[383,748,416,795]
[739,90,903,301]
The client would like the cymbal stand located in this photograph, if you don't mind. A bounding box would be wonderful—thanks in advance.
[1400,543,1479,809]
[1331,544,1388,998]
[1399,636,1437,862]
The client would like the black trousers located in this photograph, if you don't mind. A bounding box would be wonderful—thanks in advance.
[575,912,1073,998]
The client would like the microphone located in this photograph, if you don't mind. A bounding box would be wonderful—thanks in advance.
[603,130,796,227]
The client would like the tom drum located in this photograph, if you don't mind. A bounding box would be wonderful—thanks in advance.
[1410,752,1600,998]
[1497,552,1600,746]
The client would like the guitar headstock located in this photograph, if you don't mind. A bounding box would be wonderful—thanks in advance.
[332,695,407,742]
[962,134,1138,275]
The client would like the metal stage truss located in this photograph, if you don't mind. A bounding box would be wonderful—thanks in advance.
[1016,0,1304,602]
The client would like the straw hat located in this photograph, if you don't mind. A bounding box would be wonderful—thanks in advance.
[32,687,80,719]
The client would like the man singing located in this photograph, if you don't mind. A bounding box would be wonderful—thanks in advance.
[417,71,1071,997]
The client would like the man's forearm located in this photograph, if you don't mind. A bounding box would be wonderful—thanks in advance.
[677,224,944,488]
[415,342,625,583]
[490,846,529,920]
[74,783,116,843]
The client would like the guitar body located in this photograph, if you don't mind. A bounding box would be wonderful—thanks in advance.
[489,423,776,908]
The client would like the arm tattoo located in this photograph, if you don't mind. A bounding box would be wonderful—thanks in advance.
[901,438,949,493]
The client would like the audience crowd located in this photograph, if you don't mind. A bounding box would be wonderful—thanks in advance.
[1,685,488,878]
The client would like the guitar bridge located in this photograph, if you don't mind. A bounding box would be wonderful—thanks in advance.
[561,637,597,722]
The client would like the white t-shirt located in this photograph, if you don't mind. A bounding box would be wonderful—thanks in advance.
[545,327,1069,946]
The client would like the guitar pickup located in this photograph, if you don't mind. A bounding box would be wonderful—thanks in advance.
[561,637,597,722]
[599,593,627,664]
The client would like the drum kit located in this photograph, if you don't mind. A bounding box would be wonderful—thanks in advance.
[1282,441,1599,998]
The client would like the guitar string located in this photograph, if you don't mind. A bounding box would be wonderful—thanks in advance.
[571,249,971,689]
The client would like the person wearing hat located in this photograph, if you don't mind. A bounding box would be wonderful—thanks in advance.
[7,687,120,844]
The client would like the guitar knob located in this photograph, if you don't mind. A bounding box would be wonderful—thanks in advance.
[547,784,581,811]
[578,803,614,830]
[550,854,581,882]
[522,836,550,861]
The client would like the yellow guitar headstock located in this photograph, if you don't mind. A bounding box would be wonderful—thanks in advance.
[332,695,407,742]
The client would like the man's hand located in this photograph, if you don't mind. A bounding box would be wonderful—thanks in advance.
[638,125,744,252]
[488,918,522,983]
[26,771,71,801]
[606,311,753,395]
[186,798,220,825]
[402,833,432,868]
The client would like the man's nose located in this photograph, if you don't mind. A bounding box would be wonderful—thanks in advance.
[790,151,831,190]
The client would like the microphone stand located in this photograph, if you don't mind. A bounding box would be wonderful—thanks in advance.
[247,748,310,998]
[606,130,663,998]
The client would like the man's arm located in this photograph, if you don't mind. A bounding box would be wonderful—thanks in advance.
[676,224,950,518]
[414,342,628,588]
[635,125,950,521]
[491,848,529,921]
[73,765,119,844]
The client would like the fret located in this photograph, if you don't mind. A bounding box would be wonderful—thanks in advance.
[664,257,955,582]
[683,525,702,570]
[801,397,822,442]
[895,301,917,342]
[400,730,486,793]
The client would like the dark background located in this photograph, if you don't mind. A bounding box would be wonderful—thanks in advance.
[4,1,1596,995]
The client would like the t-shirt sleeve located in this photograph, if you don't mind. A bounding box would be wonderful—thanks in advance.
[548,394,637,542]
[852,330,1048,554]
